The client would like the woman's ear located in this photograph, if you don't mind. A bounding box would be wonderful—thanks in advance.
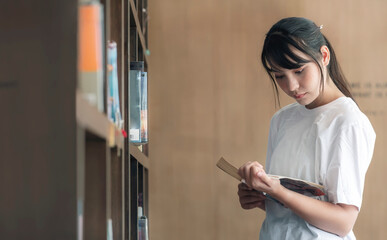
[320,45,330,67]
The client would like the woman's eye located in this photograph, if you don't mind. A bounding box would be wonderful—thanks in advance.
[295,68,304,74]
[275,75,284,79]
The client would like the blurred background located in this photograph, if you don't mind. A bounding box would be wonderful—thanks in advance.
[147,0,387,239]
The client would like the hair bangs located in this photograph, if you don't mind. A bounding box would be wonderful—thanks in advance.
[263,33,310,72]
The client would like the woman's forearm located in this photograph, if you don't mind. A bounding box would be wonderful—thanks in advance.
[271,186,359,237]
[238,163,360,237]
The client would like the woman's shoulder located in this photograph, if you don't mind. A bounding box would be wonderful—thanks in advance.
[324,97,375,136]
[330,98,370,125]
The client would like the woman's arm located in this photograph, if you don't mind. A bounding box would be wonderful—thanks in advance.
[274,185,358,237]
[238,161,359,237]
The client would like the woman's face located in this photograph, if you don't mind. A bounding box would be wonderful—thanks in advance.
[272,49,326,109]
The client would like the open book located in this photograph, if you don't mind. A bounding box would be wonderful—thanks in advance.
[216,157,325,197]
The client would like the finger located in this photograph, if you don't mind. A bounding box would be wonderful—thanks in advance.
[238,183,252,191]
[250,165,261,181]
[251,165,267,189]
[238,161,251,180]
[237,166,243,180]
[238,186,267,198]
[240,196,262,205]
[247,162,265,184]
[238,189,267,199]
[240,199,266,210]
[239,192,267,202]
[253,161,264,169]
[241,201,260,210]
[256,170,271,187]
[244,162,257,186]
[240,161,264,187]
[242,164,250,187]
[238,187,253,197]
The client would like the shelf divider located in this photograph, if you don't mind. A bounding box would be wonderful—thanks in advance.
[129,143,150,169]
[129,0,149,64]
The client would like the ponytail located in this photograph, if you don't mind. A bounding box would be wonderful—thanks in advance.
[323,36,355,101]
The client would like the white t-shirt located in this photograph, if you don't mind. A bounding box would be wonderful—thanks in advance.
[260,97,376,240]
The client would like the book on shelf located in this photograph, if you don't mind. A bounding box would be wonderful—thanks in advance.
[129,61,148,144]
[107,41,123,129]
[140,71,148,142]
[216,157,325,197]
[78,1,105,112]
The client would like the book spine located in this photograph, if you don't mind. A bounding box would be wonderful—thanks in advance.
[107,41,122,128]
[78,2,105,112]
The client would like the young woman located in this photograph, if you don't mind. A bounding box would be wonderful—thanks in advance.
[237,17,375,239]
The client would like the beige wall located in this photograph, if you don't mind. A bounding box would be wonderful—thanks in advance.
[148,0,387,239]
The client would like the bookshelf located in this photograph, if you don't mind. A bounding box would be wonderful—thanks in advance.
[77,0,150,240]
[0,0,149,239]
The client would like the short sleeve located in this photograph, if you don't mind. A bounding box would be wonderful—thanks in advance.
[265,113,280,172]
[324,124,375,210]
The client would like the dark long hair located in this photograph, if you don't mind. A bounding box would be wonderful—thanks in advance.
[261,17,353,107]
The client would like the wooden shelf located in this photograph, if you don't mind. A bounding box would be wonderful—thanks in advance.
[109,123,125,150]
[76,91,125,150]
[76,91,110,139]
[129,0,149,64]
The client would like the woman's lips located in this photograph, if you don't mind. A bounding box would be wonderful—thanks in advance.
[294,93,306,99]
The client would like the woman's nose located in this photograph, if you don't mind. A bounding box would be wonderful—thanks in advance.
[287,77,299,92]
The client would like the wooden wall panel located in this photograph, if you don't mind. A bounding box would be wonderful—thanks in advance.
[148,0,387,239]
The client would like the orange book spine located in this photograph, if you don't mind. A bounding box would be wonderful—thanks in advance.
[78,3,103,72]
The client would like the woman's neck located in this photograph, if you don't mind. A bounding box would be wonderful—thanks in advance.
[306,77,345,109]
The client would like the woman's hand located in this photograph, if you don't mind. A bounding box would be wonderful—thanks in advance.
[238,163,359,237]
[237,183,266,211]
[237,161,282,196]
